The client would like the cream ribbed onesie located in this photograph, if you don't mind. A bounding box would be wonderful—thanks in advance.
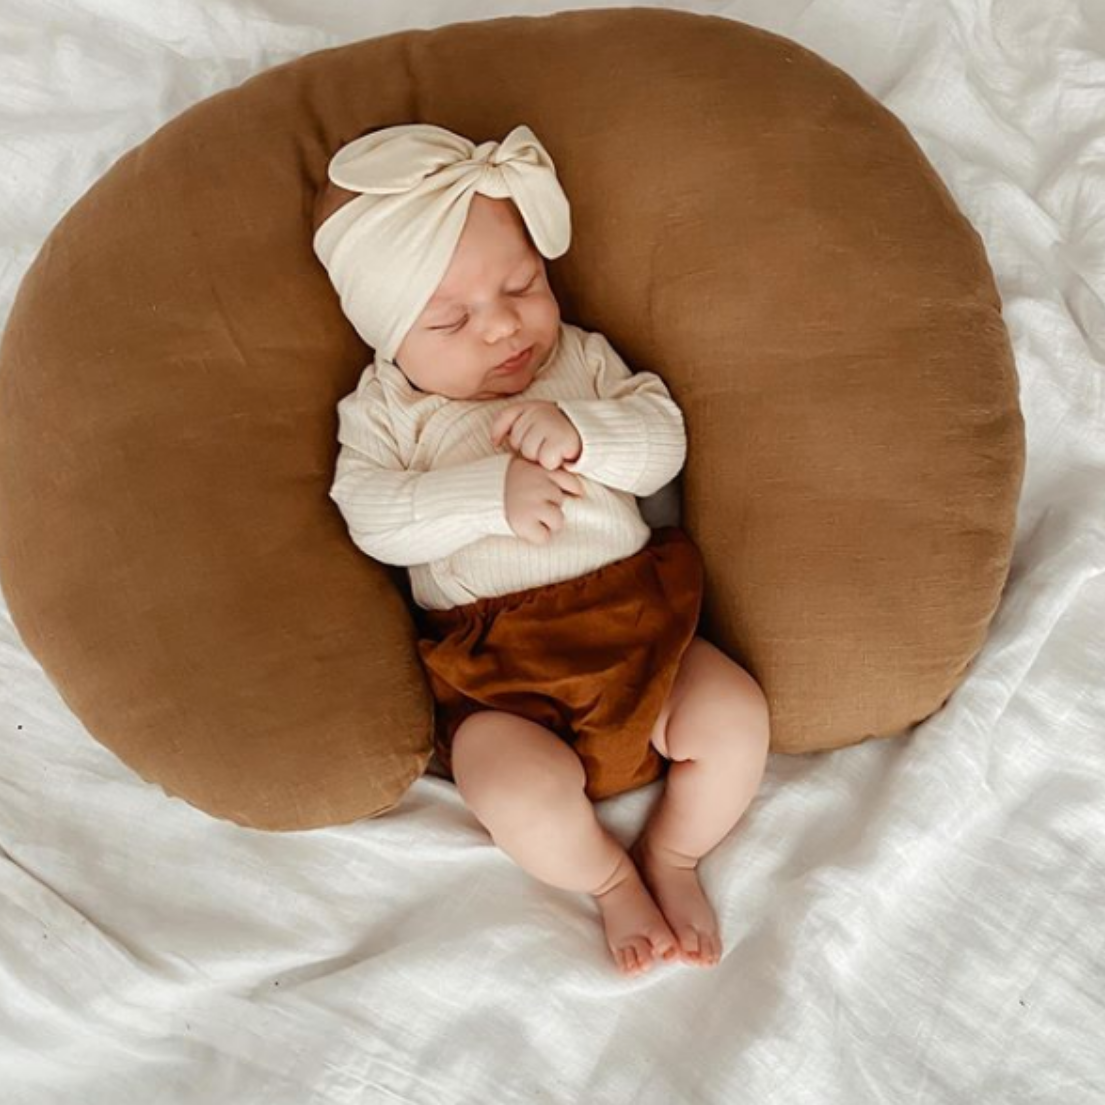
[330,321,687,611]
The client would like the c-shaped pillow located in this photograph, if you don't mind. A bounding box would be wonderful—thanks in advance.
[0,9,1024,829]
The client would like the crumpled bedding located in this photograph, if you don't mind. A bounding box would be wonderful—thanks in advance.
[1,1,1103,1102]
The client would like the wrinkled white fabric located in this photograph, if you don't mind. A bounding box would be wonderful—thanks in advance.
[313,122,571,364]
[1,2,1103,1104]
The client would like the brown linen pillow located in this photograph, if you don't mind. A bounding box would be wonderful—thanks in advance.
[0,8,1024,830]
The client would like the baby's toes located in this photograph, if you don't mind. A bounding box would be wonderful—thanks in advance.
[697,932,722,966]
[616,946,638,974]
[617,938,654,975]
[630,937,657,971]
[646,926,679,962]
[676,927,702,961]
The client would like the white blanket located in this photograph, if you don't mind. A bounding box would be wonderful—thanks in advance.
[2,1,1103,1101]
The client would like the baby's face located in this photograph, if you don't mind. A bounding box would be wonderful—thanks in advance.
[395,194,561,401]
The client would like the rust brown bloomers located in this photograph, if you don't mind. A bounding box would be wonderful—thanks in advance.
[414,526,704,802]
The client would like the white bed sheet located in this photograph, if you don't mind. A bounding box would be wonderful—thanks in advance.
[1,1,1103,1102]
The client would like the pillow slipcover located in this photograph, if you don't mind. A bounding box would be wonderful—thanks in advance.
[0,8,1024,830]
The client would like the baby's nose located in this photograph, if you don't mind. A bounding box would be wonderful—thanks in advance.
[484,306,522,342]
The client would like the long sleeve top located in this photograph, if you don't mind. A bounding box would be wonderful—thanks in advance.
[329,321,687,610]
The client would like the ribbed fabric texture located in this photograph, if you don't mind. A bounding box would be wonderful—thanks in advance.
[330,321,687,610]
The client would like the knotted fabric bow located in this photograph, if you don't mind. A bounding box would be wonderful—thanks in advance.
[313,123,572,365]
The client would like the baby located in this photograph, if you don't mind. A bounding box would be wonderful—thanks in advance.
[313,123,771,976]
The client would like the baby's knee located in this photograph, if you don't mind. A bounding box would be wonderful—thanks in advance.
[451,710,586,825]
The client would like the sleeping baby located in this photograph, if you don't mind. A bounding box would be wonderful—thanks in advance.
[313,122,771,976]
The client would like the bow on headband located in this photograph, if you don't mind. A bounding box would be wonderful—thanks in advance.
[313,123,572,364]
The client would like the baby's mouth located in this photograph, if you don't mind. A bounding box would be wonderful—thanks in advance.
[492,345,534,374]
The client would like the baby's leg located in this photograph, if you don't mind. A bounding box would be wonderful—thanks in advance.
[631,637,771,967]
[450,710,679,976]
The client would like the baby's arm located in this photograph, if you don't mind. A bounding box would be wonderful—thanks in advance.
[554,331,686,497]
[330,390,514,567]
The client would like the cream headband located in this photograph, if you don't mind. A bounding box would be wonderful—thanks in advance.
[313,122,572,365]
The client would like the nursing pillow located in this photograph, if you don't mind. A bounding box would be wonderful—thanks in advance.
[0,9,1024,830]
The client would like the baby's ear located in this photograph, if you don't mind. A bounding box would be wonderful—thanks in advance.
[312,179,359,233]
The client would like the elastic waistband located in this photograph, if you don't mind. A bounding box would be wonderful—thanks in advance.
[417,525,694,629]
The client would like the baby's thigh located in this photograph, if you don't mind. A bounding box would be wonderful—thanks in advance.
[451,710,586,825]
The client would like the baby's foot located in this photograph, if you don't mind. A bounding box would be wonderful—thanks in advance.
[592,853,681,976]
[629,837,722,967]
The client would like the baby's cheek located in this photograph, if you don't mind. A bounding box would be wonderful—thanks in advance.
[534,294,560,337]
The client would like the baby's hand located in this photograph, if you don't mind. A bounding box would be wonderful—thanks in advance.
[503,456,584,545]
[491,400,582,471]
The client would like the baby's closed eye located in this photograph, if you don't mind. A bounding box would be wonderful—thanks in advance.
[428,276,539,333]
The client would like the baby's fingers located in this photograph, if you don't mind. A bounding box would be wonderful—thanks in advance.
[490,406,524,448]
[538,439,567,471]
[549,469,584,497]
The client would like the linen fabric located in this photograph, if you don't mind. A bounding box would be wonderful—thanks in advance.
[415,525,704,801]
[330,321,687,610]
[313,122,572,364]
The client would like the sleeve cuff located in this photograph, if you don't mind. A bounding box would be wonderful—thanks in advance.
[556,398,652,486]
[411,452,516,537]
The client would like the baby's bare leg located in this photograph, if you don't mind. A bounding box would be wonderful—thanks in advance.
[631,638,771,967]
[450,710,679,976]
